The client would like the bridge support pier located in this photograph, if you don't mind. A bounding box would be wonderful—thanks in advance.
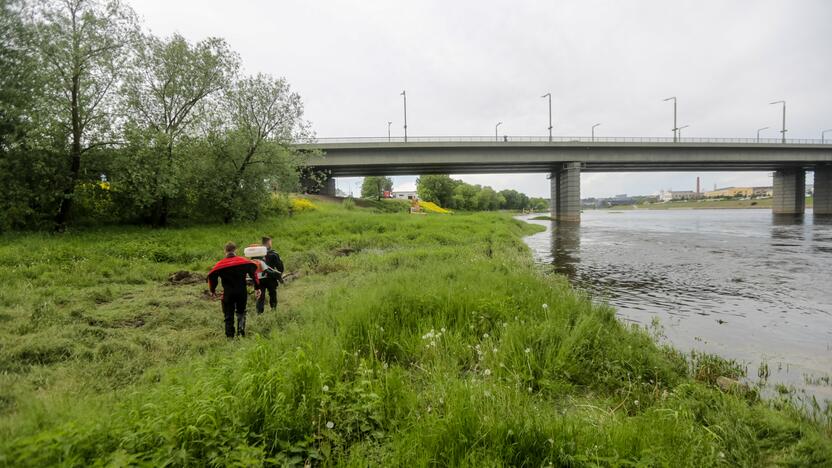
[814,165,832,216]
[321,176,337,197]
[549,162,581,222]
[772,168,805,215]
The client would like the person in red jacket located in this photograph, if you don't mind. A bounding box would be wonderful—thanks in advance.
[207,242,258,338]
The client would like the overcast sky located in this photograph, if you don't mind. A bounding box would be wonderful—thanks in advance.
[130,0,830,198]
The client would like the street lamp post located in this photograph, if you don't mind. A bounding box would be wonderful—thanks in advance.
[542,92,552,142]
[663,96,678,142]
[591,123,601,142]
[770,100,786,143]
[678,125,689,140]
[401,91,408,143]
[495,122,502,142]
[822,129,832,143]
[387,121,392,142]
[756,126,769,143]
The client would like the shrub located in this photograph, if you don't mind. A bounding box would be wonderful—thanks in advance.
[290,197,317,213]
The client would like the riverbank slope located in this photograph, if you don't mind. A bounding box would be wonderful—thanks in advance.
[1,200,829,465]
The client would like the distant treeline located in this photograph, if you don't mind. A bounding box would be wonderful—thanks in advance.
[0,0,313,232]
[416,175,549,211]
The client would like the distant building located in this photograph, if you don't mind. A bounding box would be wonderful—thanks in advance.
[704,186,772,198]
[391,190,418,200]
[659,190,698,202]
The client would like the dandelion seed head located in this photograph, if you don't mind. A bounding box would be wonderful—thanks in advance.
[322,385,329,392]
[326,421,334,429]
[484,369,492,376]
[542,303,549,309]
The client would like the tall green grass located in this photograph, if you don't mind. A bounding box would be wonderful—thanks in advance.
[0,200,829,466]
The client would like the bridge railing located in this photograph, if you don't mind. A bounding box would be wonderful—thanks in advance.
[304,136,830,145]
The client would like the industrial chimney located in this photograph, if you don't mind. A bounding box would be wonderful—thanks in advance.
[696,176,700,194]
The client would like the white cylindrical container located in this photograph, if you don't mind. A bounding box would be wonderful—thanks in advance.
[243,245,268,258]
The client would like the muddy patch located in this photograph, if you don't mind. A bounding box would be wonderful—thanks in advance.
[168,270,206,285]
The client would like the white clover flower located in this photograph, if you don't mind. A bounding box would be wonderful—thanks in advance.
[439,398,444,404]
[379,326,384,332]
[382,362,389,369]
[322,385,329,392]
[492,348,498,353]
[483,333,489,339]
[528,386,533,392]
[547,438,554,445]
[502,322,508,328]
[440,327,446,333]
[427,405,432,413]
[484,368,492,376]
[634,400,640,406]
[507,429,514,435]
[326,421,334,429]
[524,348,531,354]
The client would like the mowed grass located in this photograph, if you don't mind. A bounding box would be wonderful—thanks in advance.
[0,199,830,466]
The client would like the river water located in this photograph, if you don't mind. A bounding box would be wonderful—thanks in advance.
[521,209,832,403]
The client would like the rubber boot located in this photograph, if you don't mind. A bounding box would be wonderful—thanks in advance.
[236,313,246,337]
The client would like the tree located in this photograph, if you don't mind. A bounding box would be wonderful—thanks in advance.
[204,73,312,222]
[499,189,529,210]
[476,186,503,211]
[452,183,479,210]
[0,0,54,231]
[416,174,456,207]
[31,0,137,230]
[119,33,239,225]
[361,176,393,200]
[529,197,550,212]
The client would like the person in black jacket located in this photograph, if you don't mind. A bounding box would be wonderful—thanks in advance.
[207,242,259,338]
[256,236,284,314]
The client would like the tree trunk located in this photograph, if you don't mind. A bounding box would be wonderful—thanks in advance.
[54,72,82,232]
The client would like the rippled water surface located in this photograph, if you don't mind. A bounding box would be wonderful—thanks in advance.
[521,209,832,401]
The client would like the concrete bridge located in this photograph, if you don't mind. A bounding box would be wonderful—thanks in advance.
[300,136,832,221]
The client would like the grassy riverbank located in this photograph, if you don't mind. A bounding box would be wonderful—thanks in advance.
[595,197,814,210]
[1,199,830,465]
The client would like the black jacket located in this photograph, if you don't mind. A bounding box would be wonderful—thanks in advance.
[208,254,258,296]
[264,249,284,274]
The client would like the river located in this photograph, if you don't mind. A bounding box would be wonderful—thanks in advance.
[521,209,832,403]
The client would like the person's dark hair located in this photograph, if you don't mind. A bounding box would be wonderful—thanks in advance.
[262,236,271,245]
[225,241,237,253]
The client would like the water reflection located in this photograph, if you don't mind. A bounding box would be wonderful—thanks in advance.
[550,221,580,279]
[522,209,832,403]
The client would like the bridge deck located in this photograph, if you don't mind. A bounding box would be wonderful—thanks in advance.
[299,138,832,176]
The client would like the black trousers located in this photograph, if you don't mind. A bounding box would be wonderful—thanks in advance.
[256,279,278,314]
[221,292,247,337]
